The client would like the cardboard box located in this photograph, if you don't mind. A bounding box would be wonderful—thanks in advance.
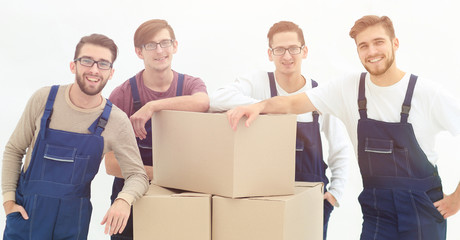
[152,110,297,198]
[212,182,324,240]
[133,184,211,240]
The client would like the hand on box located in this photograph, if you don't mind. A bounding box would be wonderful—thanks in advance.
[130,103,154,139]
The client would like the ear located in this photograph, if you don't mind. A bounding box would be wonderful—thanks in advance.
[135,47,144,59]
[108,68,115,81]
[172,40,178,54]
[392,37,399,51]
[268,48,273,62]
[70,61,76,74]
[302,45,308,59]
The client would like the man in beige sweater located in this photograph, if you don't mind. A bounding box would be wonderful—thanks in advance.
[2,33,149,239]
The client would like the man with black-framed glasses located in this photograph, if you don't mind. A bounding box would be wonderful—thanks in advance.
[104,19,209,240]
[210,21,353,239]
[2,34,149,239]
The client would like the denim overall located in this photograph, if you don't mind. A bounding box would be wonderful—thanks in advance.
[110,74,184,239]
[357,73,446,240]
[268,72,332,239]
[3,85,112,240]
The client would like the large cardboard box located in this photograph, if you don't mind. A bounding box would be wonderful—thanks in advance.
[212,182,324,240]
[152,110,297,198]
[133,184,211,240]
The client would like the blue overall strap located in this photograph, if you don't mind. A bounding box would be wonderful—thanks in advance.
[268,72,277,97]
[176,73,185,96]
[88,100,113,136]
[311,79,319,122]
[357,72,368,119]
[400,74,418,123]
[129,76,142,112]
[40,85,60,139]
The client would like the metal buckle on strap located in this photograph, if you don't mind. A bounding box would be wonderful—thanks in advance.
[97,118,108,129]
[358,99,367,110]
[401,105,411,114]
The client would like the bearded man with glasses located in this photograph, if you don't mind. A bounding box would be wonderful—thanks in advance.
[104,19,209,240]
[2,34,149,239]
[210,21,353,240]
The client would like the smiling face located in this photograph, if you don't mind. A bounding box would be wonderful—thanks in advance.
[355,24,399,76]
[136,28,177,73]
[70,43,114,96]
[268,31,307,76]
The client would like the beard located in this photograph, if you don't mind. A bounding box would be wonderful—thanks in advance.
[363,48,395,76]
[75,70,108,96]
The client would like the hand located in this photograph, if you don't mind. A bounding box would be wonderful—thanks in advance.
[324,192,337,206]
[3,200,29,219]
[226,103,263,131]
[434,192,460,219]
[101,198,131,236]
[130,103,154,139]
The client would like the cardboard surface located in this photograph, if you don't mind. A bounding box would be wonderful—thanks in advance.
[152,110,297,198]
[133,184,211,240]
[212,182,324,240]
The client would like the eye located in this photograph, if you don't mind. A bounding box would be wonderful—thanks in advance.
[81,58,94,65]
[99,61,111,68]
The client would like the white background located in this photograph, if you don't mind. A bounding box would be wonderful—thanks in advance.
[1,0,459,239]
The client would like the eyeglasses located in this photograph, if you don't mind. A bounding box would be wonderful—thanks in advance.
[143,39,174,51]
[270,46,304,56]
[74,57,113,70]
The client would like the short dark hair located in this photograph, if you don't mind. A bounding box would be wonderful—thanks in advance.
[267,21,305,48]
[134,19,176,48]
[74,33,118,63]
[349,15,395,40]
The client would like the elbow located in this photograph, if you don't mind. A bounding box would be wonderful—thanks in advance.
[199,96,210,112]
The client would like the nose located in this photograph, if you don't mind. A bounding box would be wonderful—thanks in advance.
[88,62,100,74]
[155,45,164,53]
[282,50,292,59]
[368,45,378,56]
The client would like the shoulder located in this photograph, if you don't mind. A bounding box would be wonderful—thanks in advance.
[106,104,131,128]
[110,79,132,100]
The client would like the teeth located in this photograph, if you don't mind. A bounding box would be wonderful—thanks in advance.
[87,77,99,82]
[369,58,382,63]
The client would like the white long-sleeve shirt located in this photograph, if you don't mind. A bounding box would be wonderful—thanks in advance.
[210,70,354,206]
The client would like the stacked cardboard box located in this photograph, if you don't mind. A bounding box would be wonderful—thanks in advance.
[133,110,324,240]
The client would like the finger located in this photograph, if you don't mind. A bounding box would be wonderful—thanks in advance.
[245,113,257,127]
[119,217,128,234]
[104,215,112,235]
[433,199,442,208]
[111,217,121,235]
[17,206,29,220]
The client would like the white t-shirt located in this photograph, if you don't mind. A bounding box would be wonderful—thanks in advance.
[307,72,460,166]
[210,70,354,205]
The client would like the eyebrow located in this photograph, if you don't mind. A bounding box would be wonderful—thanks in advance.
[80,55,111,63]
[272,44,302,49]
[357,37,387,48]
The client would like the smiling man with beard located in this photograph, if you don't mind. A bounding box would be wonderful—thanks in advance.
[226,15,460,240]
[2,33,149,239]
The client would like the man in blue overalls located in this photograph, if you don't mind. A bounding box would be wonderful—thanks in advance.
[210,21,353,239]
[2,34,149,239]
[226,15,460,239]
[104,19,209,240]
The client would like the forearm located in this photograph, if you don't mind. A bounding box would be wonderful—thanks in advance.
[2,143,27,203]
[261,93,316,115]
[104,152,123,178]
[147,92,209,113]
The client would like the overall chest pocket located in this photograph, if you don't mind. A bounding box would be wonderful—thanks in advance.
[41,144,89,184]
[364,138,409,176]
